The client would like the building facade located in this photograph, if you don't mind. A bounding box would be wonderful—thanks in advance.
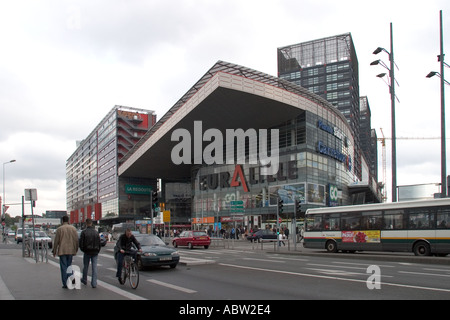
[66,105,156,224]
[277,33,364,181]
[118,61,381,232]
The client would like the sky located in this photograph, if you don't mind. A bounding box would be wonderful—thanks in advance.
[0,0,449,217]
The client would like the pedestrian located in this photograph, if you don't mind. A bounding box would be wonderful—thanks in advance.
[278,231,285,246]
[79,218,101,288]
[52,215,79,289]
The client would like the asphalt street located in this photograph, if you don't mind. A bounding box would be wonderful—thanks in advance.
[1,238,450,302]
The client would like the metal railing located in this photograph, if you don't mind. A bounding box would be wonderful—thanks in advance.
[25,238,49,263]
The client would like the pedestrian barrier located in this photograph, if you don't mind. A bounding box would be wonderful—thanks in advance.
[24,238,48,263]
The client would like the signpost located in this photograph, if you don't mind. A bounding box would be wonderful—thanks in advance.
[25,189,38,262]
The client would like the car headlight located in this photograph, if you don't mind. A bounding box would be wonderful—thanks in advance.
[143,252,157,257]
[171,251,179,256]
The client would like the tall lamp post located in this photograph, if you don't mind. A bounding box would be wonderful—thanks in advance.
[426,10,449,198]
[371,22,398,202]
[2,159,16,219]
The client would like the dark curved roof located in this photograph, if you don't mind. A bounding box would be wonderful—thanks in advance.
[118,60,351,180]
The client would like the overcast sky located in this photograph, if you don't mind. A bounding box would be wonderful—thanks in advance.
[0,0,449,217]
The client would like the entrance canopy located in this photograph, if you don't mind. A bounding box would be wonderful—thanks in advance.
[118,61,351,181]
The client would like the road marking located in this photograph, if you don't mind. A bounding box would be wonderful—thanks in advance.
[243,257,285,263]
[44,259,146,300]
[399,271,450,278]
[179,256,215,265]
[306,267,363,276]
[0,274,15,300]
[219,263,450,293]
[147,279,197,294]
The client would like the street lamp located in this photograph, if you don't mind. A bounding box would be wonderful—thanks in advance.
[426,10,448,197]
[2,159,16,218]
[371,22,398,202]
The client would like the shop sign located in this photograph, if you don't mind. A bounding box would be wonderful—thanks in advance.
[125,184,152,195]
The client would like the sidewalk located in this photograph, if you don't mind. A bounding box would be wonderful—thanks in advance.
[0,247,144,300]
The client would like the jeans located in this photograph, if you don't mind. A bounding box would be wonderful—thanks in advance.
[82,254,98,287]
[59,255,73,287]
[116,251,137,278]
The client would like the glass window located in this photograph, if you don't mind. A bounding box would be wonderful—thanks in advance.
[341,213,360,230]
[383,211,404,230]
[323,213,340,231]
[408,208,435,229]
[437,207,450,229]
[306,215,322,231]
[361,211,382,230]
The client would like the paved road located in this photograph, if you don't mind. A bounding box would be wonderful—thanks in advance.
[1,239,450,303]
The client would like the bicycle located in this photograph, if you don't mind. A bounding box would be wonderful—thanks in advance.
[119,250,140,289]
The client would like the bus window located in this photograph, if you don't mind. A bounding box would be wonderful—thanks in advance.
[341,213,360,230]
[323,213,340,230]
[383,213,404,229]
[306,215,322,231]
[361,211,382,230]
[409,208,434,229]
[437,207,450,229]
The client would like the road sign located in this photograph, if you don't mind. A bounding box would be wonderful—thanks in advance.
[163,210,171,223]
[230,200,244,213]
[25,189,38,201]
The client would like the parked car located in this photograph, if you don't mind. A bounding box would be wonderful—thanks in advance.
[246,229,277,243]
[114,234,179,270]
[172,231,211,249]
[99,232,107,246]
[28,231,53,249]
[15,228,32,244]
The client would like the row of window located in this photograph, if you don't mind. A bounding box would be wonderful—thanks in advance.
[306,207,450,231]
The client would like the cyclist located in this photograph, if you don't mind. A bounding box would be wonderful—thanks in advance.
[115,229,142,284]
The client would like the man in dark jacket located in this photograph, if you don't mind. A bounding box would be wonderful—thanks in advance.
[79,218,101,288]
[115,229,141,284]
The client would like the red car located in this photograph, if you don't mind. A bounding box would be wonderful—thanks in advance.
[172,231,211,249]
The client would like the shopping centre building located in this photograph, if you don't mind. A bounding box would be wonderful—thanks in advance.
[116,61,381,231]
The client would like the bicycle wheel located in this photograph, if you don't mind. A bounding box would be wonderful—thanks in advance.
[129,262,139,289]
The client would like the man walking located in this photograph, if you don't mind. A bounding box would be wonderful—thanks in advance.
[79,218,101,288]
[53,215,79,288]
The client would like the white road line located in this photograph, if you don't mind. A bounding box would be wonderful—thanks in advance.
[399,271,450,278]
[242,257,285,263]
[44,259,146,300]
[147,279,197,294]
[219,263,450,293]
[0,274,15,300]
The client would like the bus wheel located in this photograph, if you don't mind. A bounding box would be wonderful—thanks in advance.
[413,241,431,256]
[325,240,338,253]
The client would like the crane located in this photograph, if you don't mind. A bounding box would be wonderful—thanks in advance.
[377,129,440,202]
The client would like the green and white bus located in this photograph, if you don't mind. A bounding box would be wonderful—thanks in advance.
[303,198,450,256]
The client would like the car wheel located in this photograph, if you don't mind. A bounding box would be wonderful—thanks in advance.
[170,263,177,269]
[204,245,209,249]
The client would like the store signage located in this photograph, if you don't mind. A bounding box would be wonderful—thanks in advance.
[125,184,152,195]
[317,141,352,171]
[317,120,346,141]
[199,160,297,193]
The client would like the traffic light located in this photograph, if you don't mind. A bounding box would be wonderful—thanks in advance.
[277,198,283,214]
[295,199,301,214]
[151,190,158,205]
[151,191,158,217]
